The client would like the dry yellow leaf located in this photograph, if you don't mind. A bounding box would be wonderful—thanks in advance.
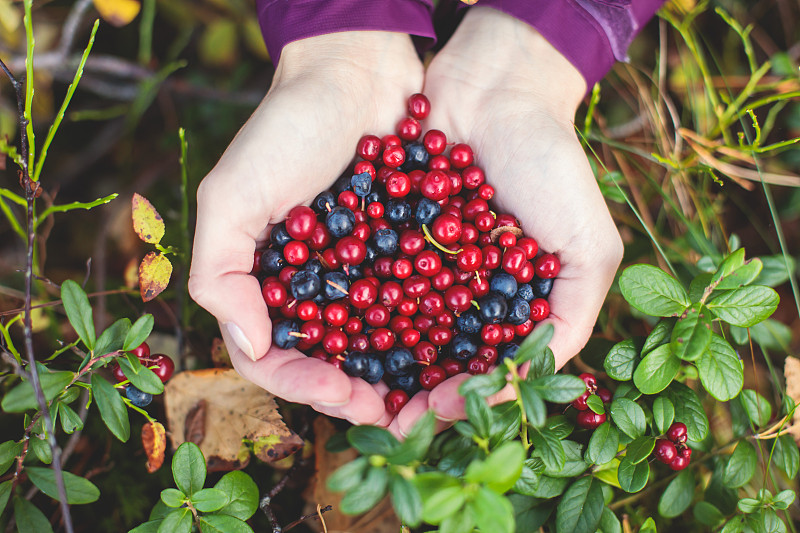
[138,251,172,302]
[141,421,166,473]
[131,192,165,244]
[93,0,141,27]
[784,357,800,444]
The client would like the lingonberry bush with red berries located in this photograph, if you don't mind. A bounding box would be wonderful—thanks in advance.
[1,1,799,532]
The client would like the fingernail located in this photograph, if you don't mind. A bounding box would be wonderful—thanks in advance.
[314,399,350,408]
[434,414,456,423]
[345,417,359,426]
[221,322,256,361]
[398,426,409,438]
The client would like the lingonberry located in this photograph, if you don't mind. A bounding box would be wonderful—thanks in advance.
[407,93,431,120]
[421,170,452,201]
[383,145,405,168]
[431,213,462,245]
[440,357,465,376]
[422,129,447,155]
[396,117,422,141]
[296,300,318,321]
[669,454,691,471]
[571,391,591,411]
[112,362,127,382]
[579,373,598,392]
[477,345,498,365]
[349,279,378,309]
[385,389,409,415]
[514,319,534,337]
[385,171,411,198]
[415,250,443,276]
[513,261,535,284]
[370,328,395,351]
[403,275,431,299]
[413,341,438,365]
[534,253,561,279]
[400,328,421,348]
[529,298,551,321]
[480,323,504,345]
[436,309,456,328]
[262,280,288,307]
[466,356,490,375]
[283,240,309,266]
[357,134,382,161]
[576,410,606,429]
[461,165,485,189]
[444,285,473,313]
[478,183,495,200]
[323,302,349,327]
[338,190,359,210]
[428,325,453,346]
[419,365,447,390]
[322,330,348,355]
[428,154,451,171]
[667,422,688,443]
[449,143,474,169]
[348,333,370,353]
[654,439,677,464]
[301,320,326,345]
[419,291,445,317]
[596,387,613,404]
[353,161,376,181]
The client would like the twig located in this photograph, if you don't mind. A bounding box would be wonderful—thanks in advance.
[260,460,307,533]
[283,505,333,532]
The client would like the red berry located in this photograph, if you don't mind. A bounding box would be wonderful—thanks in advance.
[415,250,443,277]
[667,422,688,444]
[252,251,261,273]
[517,237,539,259]
[428,154,450,171]
[502,246,527,274]
[349,279,378,309]
[379,281,403,309]
[579,373,598,391]
[461,166,485,189]
[381,134,401,148]
[413,341,438,365]
[669,455,691,471]
[423,129,447,155]
[529,298,551,321]
[386,171,411,198]
[112,362,126,382]
[366,202,384,218]
[296,300,318,321]
[370,328,395,351]
[449,143,474,169]
[480,324,503,346]
[459,223,479,245]
[285,206,316,240]
[353,160,375,180]
[283,241,309,265]
[481,245,502,270]
[467,356,489,375]
[444,285,473,313]
[477,345,498,365]
[150,354,175,383]
[308,222,332,250]
[301,320,325,345]
[357,135,382,161]
[428,325,453,346]
[397,297,418,316]
[456,244,482,272]
[383,145,405,168]
[577,410,606,429]
[534,253,561,279]
[348,333,370,352]
[396,117,422,141]
[474,211,495,232]
[392,257,414,279]
[403,275,431,299]
[654,439,677,464]
[419,365,447,390]
[596,388,613,404]
[431,214,462,245]
[478,184,494,200]
[262,280,288,307]
[440,357,465,376]
[421,171,451,201]
[389,315,414,333]
[514,320,534,336]
[322,330,348,355]
[407,93,431,120]
[323,302,349,327]
[335,236,367,265]
[513,261,534,284]
[571,391,590,411]
[130,342,150,359]
[419,291,445,317]
[436,309,456,328]
[385,389,409,415]
[400,328,421,348]
[365,304,391,328]
[338,190,358,210]
[498,231,517,248]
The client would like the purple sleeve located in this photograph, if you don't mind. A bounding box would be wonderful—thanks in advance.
[474,0,667,88]
[256,0,436,65]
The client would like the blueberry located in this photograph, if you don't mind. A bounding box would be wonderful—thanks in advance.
[385,347,415,376]
[342,352,368,378]
[312,190,336,214]
[362,354,384,384]
[490,273,518,300]
[478,291,508,324]
[363,244,379,265]
[333,173,352,194]
[498,343,520,363]
[350,172,372,197]
[507,298,531,325]
[387,371,421,395]
[312,292,327,305]
[386,199,411,224]
[372,228,399,255]
[415,197,441,225]
[326,206,356,238]
[322,271,349,300]
[260,248,285,274]
[365,190,383,205]
[457,309,482,334]
[270,222,292,247]
[346,264,364,281]
[304,258,324,275]
[126,385,153,407]
[403,142,429,171]
[273,320,301,349]
[532,276,554,298]
[451,333,478,360]
[515,283,534,302]
[290,270,321,300]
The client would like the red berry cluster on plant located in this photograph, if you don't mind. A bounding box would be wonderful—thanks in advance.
[255,94,559,415]
[654,422,692,471]
[112,342,175,407]
[572,373,613,429]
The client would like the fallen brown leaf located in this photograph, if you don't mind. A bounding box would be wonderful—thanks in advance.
[141,421,166,473]
[784,357,800,444]
[164,369,303,472]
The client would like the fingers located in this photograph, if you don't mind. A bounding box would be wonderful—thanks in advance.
[312,380,391,427]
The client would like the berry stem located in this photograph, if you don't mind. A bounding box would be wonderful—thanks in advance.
[121,396,156,423]
[505,360,531,450]
[421,223,460,255]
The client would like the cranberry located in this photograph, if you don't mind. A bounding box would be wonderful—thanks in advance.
[370,328,396,351]
[456,244,482,272]
[534,253,561,279]
[296,300,318,321]
[440,357,465,376]
[468,275,490,298]
[514,320,534,336]
[431,214,462,245]
[477,345,498,365]
[423,129,447,155]
[480,324,503,346]
[415,250,443,277]
[428,154,450,171]
[461,166,485,189]
[502,246,527,274]
[389,315,414,333]
[322,330,348,355]
[654,439,677,464]
[390,257,412,279]
[386,171,411,198]
[352,222,371,242]
[379,281,403,309]
[381,134,402,148]
[366,202,384,218]
[407,93,431,120]
[419,291,445,317]
[148,356,174,383]
[413,341,438,365]
[579,373,598,392]
[466,356,489,375]
[596,387,613,404]
[338,190,358,210]
[501,324,515,343]
[383,145,405,168]
[481,245,502,270]
[432,267,455,291]
[283,241,309,266]
[397,297,418,316]
[449,143,474,169]
[577,410,607,429]
[408,170,426,193]
[308,222,332,250]
[498,231,517,248]
[421,171,452,201]
[419,365,447,390]
[474,211,495,232]
[403,275,431,299]
[478,184,495,200]
[357,135,382,161]
[301,320,325,345]
[262,280,288,307]
[349,279,378,309]
[571,391,590,411]
[348,333,370,352]
[400,328,421,348]
[444,285,473,313]
[335,236,366,265]
[459,223,479,245]
[513,261,534,284]
[396,117,422,141]
[529,298,551,321]
[436,309,456,327]
[365,304,390,328]
[428,325,453,346]
[669,455,691,471]
[385,389,409,415]
[667,422,688,443]
[285,206,316,240]
[399,230,425,255]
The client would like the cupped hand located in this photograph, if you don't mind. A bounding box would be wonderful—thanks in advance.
[388,8,623,437]
[189,32,423,426]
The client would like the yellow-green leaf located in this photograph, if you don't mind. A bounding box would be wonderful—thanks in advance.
[131,192,165,244]
[139,252,172,302]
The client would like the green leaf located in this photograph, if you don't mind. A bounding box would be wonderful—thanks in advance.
[196,514,253,533]
[603,340,639,381]
[191,487,227,512]
[640,517,657,533]
[513,322,554,364]
[0,440,23,475]
[545,415,574,440]
[710,249,745,285]
[658,469,694,517]
[58,403,84,434]
[617,458,649,493]
[531,428,565,472]
[598,507,622,533]
[528,347,557,380]
[749,319,792,350]
[546,440,587,478]
[771,490,795,510]
[532,475,569,499]
[753,255,795,287]
[340,466,388,515]
[760,508,788,533]
[772,435,799,479]
[124,314,155,351]
[390,411,436,464]
[129,519,163,533]
[652,397,674,434]
[61,279,96,349]
[389,474,421,527]
[696,335,744,401]
[586,394,605,414]
[172,442,206,496]
[633,345,681,394]
[738,389,772,427]
[664,383,709,441]
[459,371,507,397]
[347,425,399,456]
[440,510,476,533]
[509,494,553,531]
[26,467,100,504]
[512,461,542,496]
[91,374,130,441]
[518,381,546,428]
[723,441,757,488]
[119,356,164,395]
[586,422,619,465]
[2,370,74,413]
[643,319,674,355]
[160,488,185,508]
[465,441,524,492]
[327,457,368,493]
[609,398,646,439]
[625,436,655,464]
[470,486,515,533]
[707,286,779,327]
[530,375,587,403]
[13,495,54,533]
[670,306,712,361]
[0,480,11,514]
[693,501,725,526]
[421,484,465,524]
[465,392,493,438]
[715,259,763,290]
[30,435,52,464]
[157,508,192,533]
[555,477,604,533]
[619,264,690,317]
[736,497,761,514]
[214,470,259,520]
[94,318,130,357]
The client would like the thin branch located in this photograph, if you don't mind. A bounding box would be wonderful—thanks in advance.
[283,505,333,532]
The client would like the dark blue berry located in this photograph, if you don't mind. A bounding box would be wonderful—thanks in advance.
[273,320,301,350]
[490,273,518,300]
[414,197,441,225]
[387,371,421,395]
[126,385,153,407]
[403,142,429,171]
[304,258,324,275]
[333,174,352,194]
[507,298,531,325]
[386,199,411,224]
[372,228,399,255]
[456,309,482,334]
[322,272,349,300]
[260,249,285,274]
[362,354,385,384]
[312,292,326,305]
[312,190,336,214]
[350,172,372,197]
[342,352,368,378]
[385,347,415,376]
[478,291,508,324]
[346,264,364,281]
[515,283,534,302]
[451,333,478,361]
[531,277,554,298]
[363,244,379,265]
[270,223,292,247]
[326,206,356,238]
[365,191,383,205]
[498,343,520,363]
[290,270,321,300]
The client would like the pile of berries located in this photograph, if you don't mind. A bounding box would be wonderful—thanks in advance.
[654,422,692,471]
[112,342,175,407]
[255,94,559,415]
[571,372,612,429]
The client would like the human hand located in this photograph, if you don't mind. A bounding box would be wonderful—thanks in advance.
[189,32,423,426]
[387,7,623,437]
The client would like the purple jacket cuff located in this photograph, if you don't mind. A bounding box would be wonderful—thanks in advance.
[256,0,436,65]
[474,0,666,88]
